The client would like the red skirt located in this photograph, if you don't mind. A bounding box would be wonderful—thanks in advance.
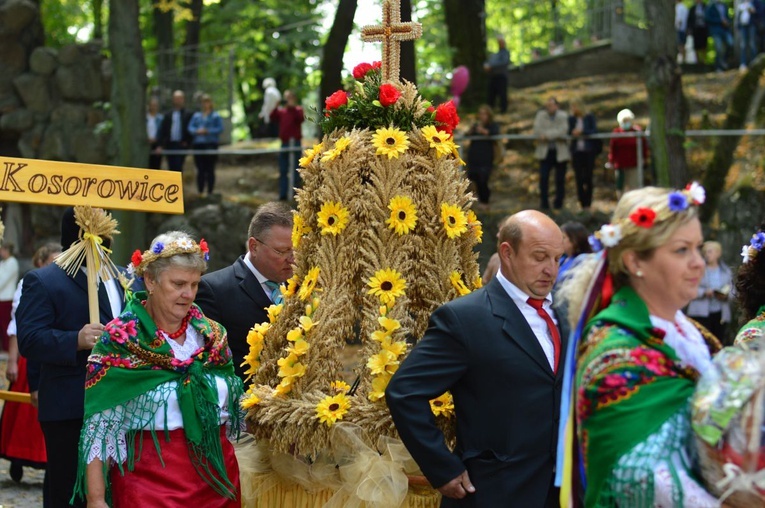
[110,427,240,508]
[0,355,47,466]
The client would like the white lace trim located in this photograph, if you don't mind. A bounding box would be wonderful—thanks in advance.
[651,311,713,377]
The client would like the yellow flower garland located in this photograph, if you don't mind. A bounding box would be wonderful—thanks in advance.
[386,195,418,235]
[317,201,350,236]
[372,126,410,159]
[440,203,468,239]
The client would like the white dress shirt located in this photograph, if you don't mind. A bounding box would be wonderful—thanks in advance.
[496,271,557,370]
[80,268,122,319]
[243,254,278,303]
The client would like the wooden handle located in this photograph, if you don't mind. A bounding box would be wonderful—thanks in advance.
[85,246,99,324]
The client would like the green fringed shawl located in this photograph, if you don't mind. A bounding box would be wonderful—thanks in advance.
[576,286,717,508]
[73,291,243,503]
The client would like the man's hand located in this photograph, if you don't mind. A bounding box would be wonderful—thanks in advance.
[5,359,18,382]
[30,390,38,408]
[437,470,476,499]
[77,323,106,351]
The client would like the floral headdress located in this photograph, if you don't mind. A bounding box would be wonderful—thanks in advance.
[128,237,209,277]
[741,230,765,264]
[592,182,706,250]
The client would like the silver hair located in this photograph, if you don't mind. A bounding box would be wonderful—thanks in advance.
[143,231,207,281]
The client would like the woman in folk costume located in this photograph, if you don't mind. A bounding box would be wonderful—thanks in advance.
[733,223,765,348]
[74,231,243,507]
[554,184,722,507]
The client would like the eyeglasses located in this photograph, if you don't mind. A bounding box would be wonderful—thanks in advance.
[255,238,294,259]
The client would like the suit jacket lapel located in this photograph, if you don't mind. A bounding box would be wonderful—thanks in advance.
[234,257,271,309]
[487,278,555,378]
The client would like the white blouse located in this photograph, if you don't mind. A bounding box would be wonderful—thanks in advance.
[87,327,236,465]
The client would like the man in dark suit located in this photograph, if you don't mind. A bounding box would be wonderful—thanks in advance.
[386,210,567,507]
[16,208,126,508]
[195,201,294,380]
[157,89,193,171]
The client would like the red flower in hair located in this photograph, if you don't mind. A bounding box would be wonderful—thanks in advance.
[325,90,348,111]
[435,100,460,134]
[629,208,657,228]
[352,62,374,80]
[378,84,401,107]
[199,238,209,254]
[131,249,143,268]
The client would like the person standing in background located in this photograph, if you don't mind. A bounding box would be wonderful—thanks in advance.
[270,90,305,201]
[533,97,570,210]
[157,90,193,172]
[608,109,649,198]
[484,37,510,114]
[146,97,163,169]
[466,105,499,210]
[0,241,19,352]
[706,0,734,71]
[754,0,765,53]
[688,0,710,65]
[259,77,282,138]
[676,0,690,63]
[687,240,733,344]
[736,0,758,71]
[188,94,224,197]
[568,100,600,211]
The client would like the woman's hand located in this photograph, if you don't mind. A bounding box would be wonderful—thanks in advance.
[87,499,109,508]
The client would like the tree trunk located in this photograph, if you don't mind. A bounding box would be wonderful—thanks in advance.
[93,0,104,40]
[701,54,765,223]
[153,0,175,97]
[443,0,486,109]
[108,0,148,263]
[643,0,689,187]
[182,0,204,99]
[319,0,358,114]
[400,0,416,84]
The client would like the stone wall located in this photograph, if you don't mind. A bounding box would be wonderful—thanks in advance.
[0,0,114,253]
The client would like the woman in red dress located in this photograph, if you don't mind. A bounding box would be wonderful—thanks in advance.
[0,243,61,481]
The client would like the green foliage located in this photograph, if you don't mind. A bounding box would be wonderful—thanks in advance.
[319,67,433,134]
[41,0,100,47]
[413,0,453,101]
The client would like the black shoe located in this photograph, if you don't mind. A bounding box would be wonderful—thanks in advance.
[10,461,23,483]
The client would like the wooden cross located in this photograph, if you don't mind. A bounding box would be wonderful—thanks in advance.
[360,0,422,83]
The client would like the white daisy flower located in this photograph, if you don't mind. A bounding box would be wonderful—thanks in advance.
[176,239,193,250]
[126,263,135,276]
[599,224,622,248]
[687,182,706,205]
[741,245,752,264]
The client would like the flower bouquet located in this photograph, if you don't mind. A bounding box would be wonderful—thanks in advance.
[692,342,765,508]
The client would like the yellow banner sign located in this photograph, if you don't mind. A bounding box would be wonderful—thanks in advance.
[0,157,184,214]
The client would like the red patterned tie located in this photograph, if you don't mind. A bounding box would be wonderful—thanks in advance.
[527,297,561,373]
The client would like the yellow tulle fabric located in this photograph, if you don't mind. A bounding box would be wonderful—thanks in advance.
[237,424,441,508]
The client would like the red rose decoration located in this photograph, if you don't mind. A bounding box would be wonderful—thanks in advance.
[371,61,382,69]
[352,62,373,80]
[199,238,209,254]
[378,84,401,107]
[435,100,460,134]
[131,249,143,268]
[325,90,348,111]
[629,208,657,228]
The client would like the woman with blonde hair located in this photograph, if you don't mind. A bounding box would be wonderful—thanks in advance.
[687,240,733,344]
[555,184,720,507]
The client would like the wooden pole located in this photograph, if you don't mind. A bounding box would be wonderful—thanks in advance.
[0,390,32,404]
[85,241,100,324]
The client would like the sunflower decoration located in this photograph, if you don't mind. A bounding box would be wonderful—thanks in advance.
[367,268,407,305]
[368,374,392,402]
[449,271,471,297]
[430,392,455,418]
[473,275,483,289]
[331,380,351,394]
[367,349,400,376]
[241,389,261,410]
[421,125,453,158]
[298,266,320,301]
[372,126,410,159]
[315,392,351,426]
[443,138,466,166]
[266,303,283,323]
[320,136,352,163]
[317,201,350,236]
[292,214,311,248]
[281,274,300,299]
[440,203,469,239]
[385,195,418,235]
[466,210,483,243]
[299,142,324,168]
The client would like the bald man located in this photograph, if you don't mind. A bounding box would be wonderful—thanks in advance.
[386,211,567,507]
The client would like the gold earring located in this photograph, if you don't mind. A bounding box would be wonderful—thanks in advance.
[149,289,154,295]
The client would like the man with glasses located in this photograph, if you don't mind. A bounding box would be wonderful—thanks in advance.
[195,201,294,380]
